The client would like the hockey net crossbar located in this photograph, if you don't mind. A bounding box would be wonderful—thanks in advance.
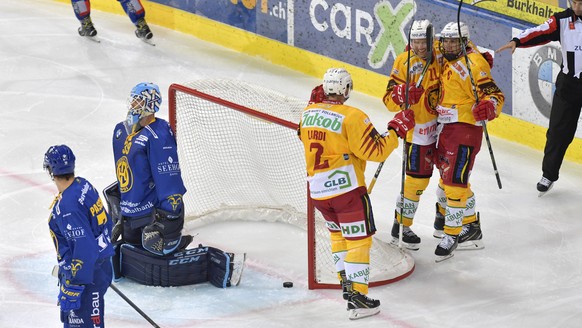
[168,80,414,289]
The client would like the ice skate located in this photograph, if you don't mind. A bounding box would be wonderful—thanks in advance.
[78,16,100,42]
[433,203,445,238]
[390,219,420,251]
[458,214,484,250]
[435,234,458,262]
[135,18,155,45]
[347,290,380,320]
[229,253,246,286]
[537,176,554,197]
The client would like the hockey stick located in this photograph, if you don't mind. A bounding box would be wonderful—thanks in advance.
[456,0,502,189]
[108,284,161,328]
[368,23,434,195]
[52,266,161,328]
[396,20,418,249]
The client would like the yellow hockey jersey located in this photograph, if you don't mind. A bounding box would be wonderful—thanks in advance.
[383,51,440,145]
[437,49,505,125]
[298,102,399,200]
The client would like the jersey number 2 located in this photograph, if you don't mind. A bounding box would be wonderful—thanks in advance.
[310,143,329,170]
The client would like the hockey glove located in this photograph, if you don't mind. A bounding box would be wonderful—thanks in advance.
[482,51,494,68]
[388,109,415,139]
[472,99,497,122]
[391,84,424,106]
[58,281,84,312]
[308,84,327,104]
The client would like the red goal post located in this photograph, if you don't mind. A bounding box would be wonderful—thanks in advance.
[168,80,414,289]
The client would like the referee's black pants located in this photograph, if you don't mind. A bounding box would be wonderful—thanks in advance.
[543,72,582,181]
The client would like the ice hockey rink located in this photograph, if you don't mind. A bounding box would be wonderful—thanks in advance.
[2,0,582,327]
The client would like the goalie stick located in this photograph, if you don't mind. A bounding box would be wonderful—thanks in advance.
[51,266,161,328]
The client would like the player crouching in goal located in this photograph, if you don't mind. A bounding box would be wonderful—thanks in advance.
[299,68,415,319]
[107,82,245,288]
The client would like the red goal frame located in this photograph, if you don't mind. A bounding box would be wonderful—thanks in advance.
[168,83,414,289]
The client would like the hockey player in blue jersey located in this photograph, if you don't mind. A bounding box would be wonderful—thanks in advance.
[44,144,114,328]
[71,0,153,40]
[107,82,245,288]
[111,81,187,256]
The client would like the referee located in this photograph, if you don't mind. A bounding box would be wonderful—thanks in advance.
[497,0,582,196]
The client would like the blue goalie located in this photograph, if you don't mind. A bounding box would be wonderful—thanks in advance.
[108,82,245,288]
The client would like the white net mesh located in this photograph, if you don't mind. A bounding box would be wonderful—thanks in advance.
[170,80,414,287]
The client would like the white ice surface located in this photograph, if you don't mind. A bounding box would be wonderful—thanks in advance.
[1,1,582,327]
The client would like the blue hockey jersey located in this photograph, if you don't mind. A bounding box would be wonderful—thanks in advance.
[112,118,187,218]
[49,177,114,285]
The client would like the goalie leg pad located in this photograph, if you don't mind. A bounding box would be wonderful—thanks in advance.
[120,244,208,287]
[207,247,247,288]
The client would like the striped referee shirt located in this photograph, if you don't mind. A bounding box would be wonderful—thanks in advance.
[513,8,582,79]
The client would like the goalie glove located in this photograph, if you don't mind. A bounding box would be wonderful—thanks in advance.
[308,84,327,105]
[58,280,84,312]
[472,99,497,122]
[388,109,415,139]
[391,84,424,106]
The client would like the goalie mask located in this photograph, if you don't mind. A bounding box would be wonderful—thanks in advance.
[125,82,162,134]
[43,144,76,178]
[323,68,353,100]
[439,22,470,62]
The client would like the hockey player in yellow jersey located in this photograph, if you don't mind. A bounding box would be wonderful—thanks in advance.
[434,22,505,262]
[299,68,415,319]
[383,19,440,250]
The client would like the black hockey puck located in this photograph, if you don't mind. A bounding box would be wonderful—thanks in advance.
[283,281,293,288]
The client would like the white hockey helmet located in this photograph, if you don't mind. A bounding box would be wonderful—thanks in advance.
[410,19,432,40]
[323,68,353,100]
[440,22,470,61]
[440,21,470,40]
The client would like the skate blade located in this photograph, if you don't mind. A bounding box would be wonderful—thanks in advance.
[538,185,554,197]
[82,36,101,43]
[390,237,419,251]
[435,253,454,263]
[139,37,156,46]
[348,307,380,320]
[433,230,444,239]
[457,240,484,251]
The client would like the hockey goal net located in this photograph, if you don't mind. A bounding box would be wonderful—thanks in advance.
[168,80,414,289]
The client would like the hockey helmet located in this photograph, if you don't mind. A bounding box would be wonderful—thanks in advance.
[43,145,76,177]
[323,68,353,100]
[440,22,470,61]
[410,19,432,40]
[126,82,162,133]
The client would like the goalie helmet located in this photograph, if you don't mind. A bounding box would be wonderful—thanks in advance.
[439,22,470,61]
[323,68,353,100]
[43,144,76,177]
[410,19,432,40]
[125,82,162,133]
